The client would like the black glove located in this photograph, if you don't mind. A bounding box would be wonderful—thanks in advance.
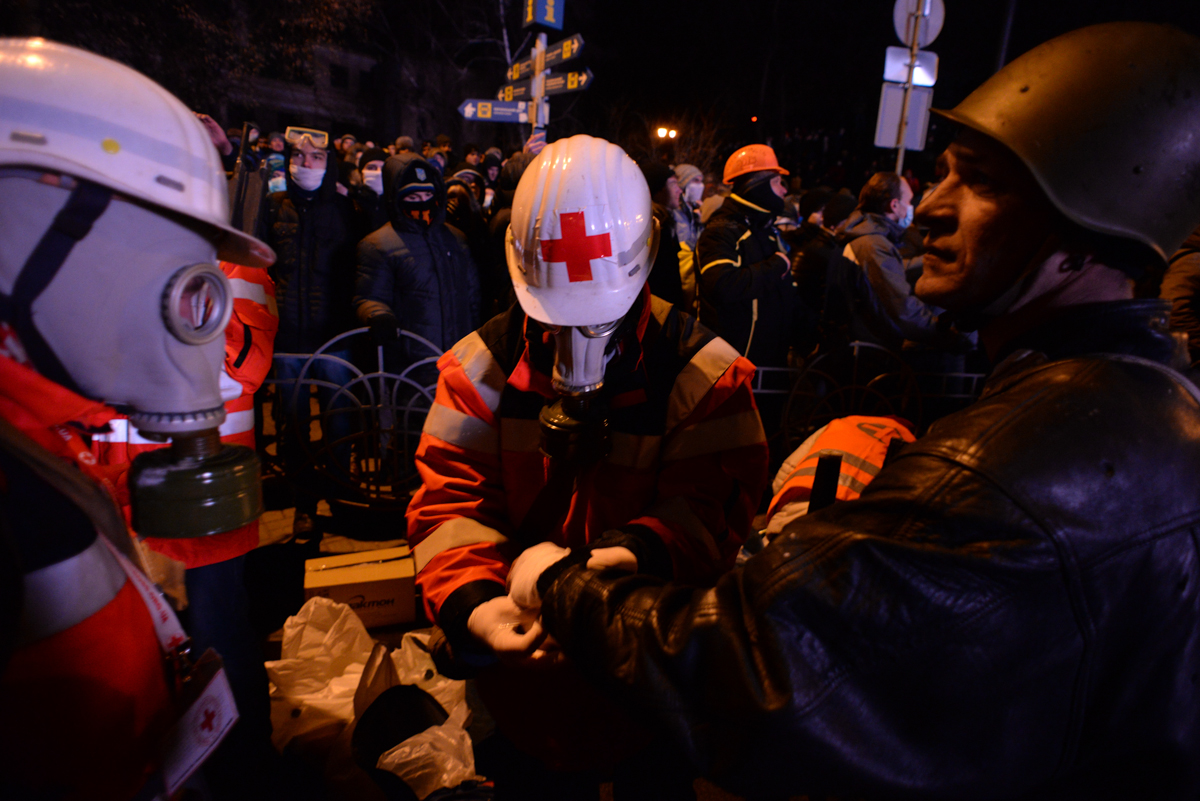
[368,313,399,345]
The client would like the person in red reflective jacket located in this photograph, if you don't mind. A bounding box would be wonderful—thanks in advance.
[406,136,769,788]
[89,261,279,793]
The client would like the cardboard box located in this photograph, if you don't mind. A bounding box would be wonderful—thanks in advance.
[303,546,415,628]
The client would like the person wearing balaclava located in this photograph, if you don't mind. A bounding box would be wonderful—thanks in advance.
[258,128,359,536]
[350,146,390,237]
[353,152,480,389]
[695,144,800,369]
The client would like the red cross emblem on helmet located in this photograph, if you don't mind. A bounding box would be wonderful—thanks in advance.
[539,210,613,282]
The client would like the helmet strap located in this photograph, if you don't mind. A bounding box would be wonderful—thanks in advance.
[0,180,112,392]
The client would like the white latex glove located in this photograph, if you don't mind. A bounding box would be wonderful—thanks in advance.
[466,596,548,666]
[507,541,571,610]
[586,546,638,572]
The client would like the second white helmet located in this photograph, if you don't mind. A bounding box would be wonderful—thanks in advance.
[506,135,659,326]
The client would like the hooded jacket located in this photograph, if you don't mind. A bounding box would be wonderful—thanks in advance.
[538,299,1200,798]
[839,209,940,347]
[258,147,357,353]
[354,153,481,369]
[696,195,800,367]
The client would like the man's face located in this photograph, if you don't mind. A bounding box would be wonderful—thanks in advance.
[914,129,1057,313]
[269,138,285,153]
[888,181,914,223]
[466,151,482,166]
[487,165,500,182]
[770,174,786,198]
[422,143,434,158]
[665,176,682,210]
[291,141,328,170]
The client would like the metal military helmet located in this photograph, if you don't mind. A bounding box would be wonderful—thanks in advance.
[933,22,1200,262]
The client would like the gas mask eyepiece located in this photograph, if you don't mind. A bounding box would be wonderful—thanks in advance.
[162,262,233,345]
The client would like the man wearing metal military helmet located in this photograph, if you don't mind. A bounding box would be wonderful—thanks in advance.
[506,23,1200,798]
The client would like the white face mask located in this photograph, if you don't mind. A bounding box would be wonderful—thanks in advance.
[362,167,384,196]
[290,162,324,191]
[898,203,914,229]
[684,180,704,206]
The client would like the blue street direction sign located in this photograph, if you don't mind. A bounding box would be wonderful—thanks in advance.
[507,34,584,81]
[458,98,530,123]
[497,69,592,101]
[497,79,532,102]
[544,68,593,96]
[523,0,564,30]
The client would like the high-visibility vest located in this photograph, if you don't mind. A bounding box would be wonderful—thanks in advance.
[765,415,916,532]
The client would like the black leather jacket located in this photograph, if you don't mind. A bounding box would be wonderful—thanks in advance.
[541,299,1200,799]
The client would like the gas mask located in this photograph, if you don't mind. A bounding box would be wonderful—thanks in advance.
[537,319,622,466]
[0,172,261,538]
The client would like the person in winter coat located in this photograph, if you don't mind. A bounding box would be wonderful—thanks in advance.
[354,153,480,387]
[349,146,390,238]
[485,152,536,315]
[505,22,1200,800]
[258,127,360,533]
[838,171,946,349]
[639,160,686,308]
[696,145,800,369]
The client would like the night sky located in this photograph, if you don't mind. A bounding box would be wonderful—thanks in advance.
[555,0,1200,158]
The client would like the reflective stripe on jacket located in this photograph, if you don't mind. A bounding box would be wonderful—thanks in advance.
[406,290,770,621]
[0,351,175,800]
[764,416,915,535]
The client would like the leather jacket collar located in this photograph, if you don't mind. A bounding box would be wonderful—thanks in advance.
[987,299,1179,394]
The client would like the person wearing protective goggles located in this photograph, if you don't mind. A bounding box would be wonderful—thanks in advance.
[0,38,277,798]
[405,135,768,789]
[261,125,359,536]
[504,23,1200,799]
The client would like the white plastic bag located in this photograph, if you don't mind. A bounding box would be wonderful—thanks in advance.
[266,596,375,751]
[375,702,480,800]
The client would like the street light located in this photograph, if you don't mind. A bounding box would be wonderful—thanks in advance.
[656,127,668,138]
[668,129,677,138]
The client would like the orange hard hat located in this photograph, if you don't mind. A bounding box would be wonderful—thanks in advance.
[723,144,788,184]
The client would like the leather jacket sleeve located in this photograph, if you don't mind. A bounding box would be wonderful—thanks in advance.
[539,446,1080,798]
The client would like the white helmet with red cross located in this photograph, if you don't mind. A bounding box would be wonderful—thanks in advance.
[506,134,659,326]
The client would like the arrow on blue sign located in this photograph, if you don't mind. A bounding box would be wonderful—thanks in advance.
[458,98,530,123]
[507,34,584,81]
[544,68,593,96]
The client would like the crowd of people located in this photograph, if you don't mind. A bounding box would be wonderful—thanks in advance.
[6,18,1200,801]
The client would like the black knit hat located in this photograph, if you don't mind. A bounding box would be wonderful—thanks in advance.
[360,148,388,168]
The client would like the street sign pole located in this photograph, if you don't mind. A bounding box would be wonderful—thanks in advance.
[895,0,930,173]
[531,32,548,135]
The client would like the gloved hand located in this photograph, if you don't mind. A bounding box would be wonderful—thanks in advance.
[466,595,556,667]
[508,541,571,610]
[368,313,399,345]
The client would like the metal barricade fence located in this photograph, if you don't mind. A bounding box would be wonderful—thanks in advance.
[261,327,442,518]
